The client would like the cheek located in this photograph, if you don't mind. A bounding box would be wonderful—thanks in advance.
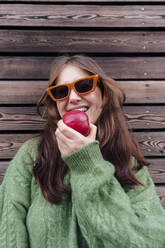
[88,90,102,108]
[56,102,65,116]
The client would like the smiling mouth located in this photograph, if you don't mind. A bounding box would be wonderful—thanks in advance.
[68,107,89,112]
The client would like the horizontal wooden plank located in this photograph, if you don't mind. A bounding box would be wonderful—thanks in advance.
[0,107,45,130]
[0,106,165,130]
[0,134,35,159]
[119,81,165,103]
[1,5,165,27]
[124,106,165,129]
[1,30,165,53]
[135,132,165,157]
[2,57,165,80]
[1,80,165,104]
[0,81,46,104]
[0,132,164,159]
[148,159,165,184]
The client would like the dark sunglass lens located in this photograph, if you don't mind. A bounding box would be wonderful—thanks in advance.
[51,86,68,99]
[75,78,93,93]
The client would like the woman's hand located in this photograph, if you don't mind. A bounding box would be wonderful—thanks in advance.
[55,119,97,156]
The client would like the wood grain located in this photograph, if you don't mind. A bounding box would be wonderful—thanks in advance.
[1,5,165,27]
[148,159,165,184]
[2,57,165,80]
[119,81,165,103]
[0,106,165,130]
[124,106,165,129]
[0,80,47,104]
[0,132,164,159]
[135,132,165,157]
[0,1,164,246]
[0,107,45,130]
[1,80,165,104]
[1,30,165,53]
[0,134,36,159]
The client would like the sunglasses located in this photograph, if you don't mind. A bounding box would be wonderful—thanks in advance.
[46,74,99,102]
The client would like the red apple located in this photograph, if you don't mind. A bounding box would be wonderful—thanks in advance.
[62,110,90,136]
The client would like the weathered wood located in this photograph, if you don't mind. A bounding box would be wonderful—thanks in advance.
[1,5,165,27]
[0,107,45,130]
[0,134,36,159]
[0,106,165,130]
[119,81,165,103]
[148,159,165,184]
[0,132,164,159]
[1,30,165,53]
[0,81,47,104]
[124,106,165,129]
[1,80,165,104]
[2,57,165,80]
[135,132,165,157]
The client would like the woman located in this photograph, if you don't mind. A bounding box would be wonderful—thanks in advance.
[0,54,165,248]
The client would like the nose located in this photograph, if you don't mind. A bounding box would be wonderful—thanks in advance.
[68,88,81,102]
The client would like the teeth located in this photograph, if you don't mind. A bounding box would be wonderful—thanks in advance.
[75,108,88,112]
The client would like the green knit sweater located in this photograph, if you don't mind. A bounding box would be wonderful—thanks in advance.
[0,136,165,248]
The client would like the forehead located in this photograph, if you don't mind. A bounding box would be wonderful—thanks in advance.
[56,64,90,85]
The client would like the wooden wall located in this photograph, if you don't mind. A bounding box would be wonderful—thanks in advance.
[0,0,165,238]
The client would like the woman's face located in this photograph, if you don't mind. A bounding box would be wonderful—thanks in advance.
[55,64,103,124]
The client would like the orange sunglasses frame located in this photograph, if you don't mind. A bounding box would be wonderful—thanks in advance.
[46,74,99,102]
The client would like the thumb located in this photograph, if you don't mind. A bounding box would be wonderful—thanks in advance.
[88,123,97,139]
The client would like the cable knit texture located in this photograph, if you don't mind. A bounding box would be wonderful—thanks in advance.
[0,136,165,248]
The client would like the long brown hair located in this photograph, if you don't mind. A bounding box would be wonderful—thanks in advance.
[33,54,149,205]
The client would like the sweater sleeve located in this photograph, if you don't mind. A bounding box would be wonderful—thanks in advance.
[62,141,165,248]
[0,138,36,248]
